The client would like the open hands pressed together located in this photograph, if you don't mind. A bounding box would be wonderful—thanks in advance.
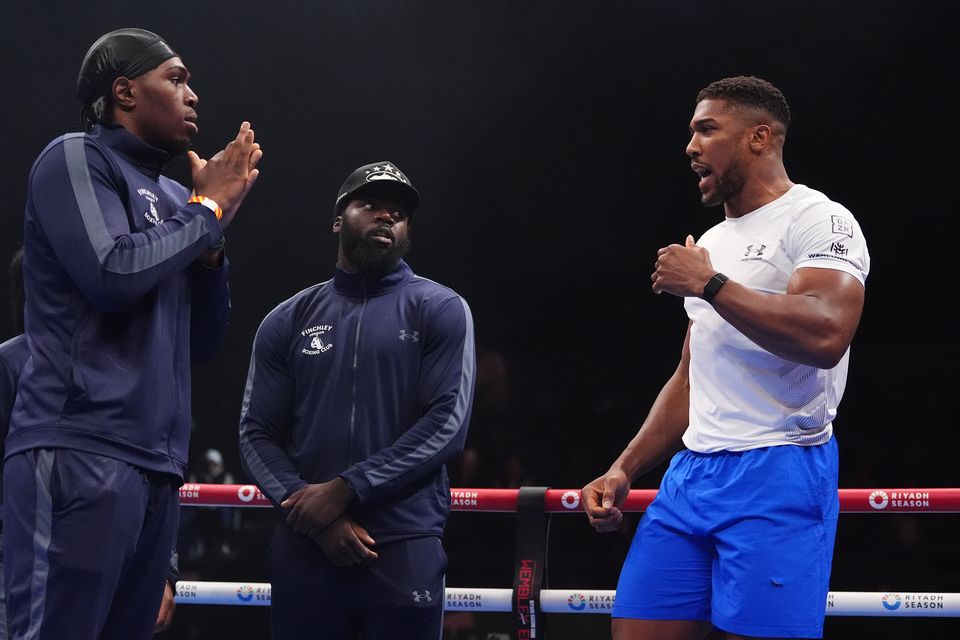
[188,121,263,229]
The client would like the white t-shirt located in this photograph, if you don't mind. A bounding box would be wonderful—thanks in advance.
[682,184,870,452]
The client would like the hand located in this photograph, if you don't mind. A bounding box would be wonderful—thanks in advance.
[188,121,263,229]
[582,468,630,533]
[652,235,715,297]
[281,477,355,539]
[154,580,176,633]
[316,515,379,566]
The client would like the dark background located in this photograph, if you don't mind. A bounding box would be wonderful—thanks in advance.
[2,1,957,638]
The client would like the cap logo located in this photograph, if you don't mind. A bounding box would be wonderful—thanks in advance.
[365,163,408,184]
[336,161,417,207]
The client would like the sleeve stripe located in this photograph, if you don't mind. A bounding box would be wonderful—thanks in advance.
[364,296,476,487]
[237,304,294,504]
[64,134,212,275]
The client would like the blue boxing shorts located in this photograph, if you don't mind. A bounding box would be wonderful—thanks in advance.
[612,438,839,639]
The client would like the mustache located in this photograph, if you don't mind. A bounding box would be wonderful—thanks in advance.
[368,225,395,242]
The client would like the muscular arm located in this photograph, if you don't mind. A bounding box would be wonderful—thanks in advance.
[610,323,692,480]
[706,267,864,369]
[653,235,865,368]
[582,324,692,531]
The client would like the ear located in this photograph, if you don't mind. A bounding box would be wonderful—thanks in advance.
[112,77,136,110]
[332,216,342,233]
[749,124,772,152]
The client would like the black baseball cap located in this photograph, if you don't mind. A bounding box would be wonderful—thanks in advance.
[334,162,420,219]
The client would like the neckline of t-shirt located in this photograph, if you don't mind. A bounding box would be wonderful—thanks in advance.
[723,184,804,224]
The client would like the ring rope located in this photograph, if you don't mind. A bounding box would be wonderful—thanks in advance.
[174,582,960,617]
[179,484,960,513]
[177,484,960,619]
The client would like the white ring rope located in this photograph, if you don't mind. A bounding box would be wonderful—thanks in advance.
[174,583,960,617]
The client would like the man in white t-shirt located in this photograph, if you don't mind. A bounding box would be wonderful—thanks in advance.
[582,76,869,640]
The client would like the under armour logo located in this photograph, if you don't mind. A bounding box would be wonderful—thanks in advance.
[743,243,766,258]
[398,330,419,343]
[412,590,431,603]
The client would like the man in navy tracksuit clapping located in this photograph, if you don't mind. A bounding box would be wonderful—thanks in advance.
[3,28,262,640]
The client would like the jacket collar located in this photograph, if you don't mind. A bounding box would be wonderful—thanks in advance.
[89,124,170,180]
[333,260,413,298]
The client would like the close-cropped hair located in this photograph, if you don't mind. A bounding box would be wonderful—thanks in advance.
[697,75,791,133]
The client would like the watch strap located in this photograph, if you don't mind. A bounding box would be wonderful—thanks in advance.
[702,272,729,303]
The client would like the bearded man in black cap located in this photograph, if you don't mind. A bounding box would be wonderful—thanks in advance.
[239,162,476,639]
[3,27,262,640]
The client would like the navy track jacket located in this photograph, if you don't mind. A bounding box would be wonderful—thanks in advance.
[1,334,30,497]
[0,335,29,447]
[5,124,229,479]
[240,260,476,542]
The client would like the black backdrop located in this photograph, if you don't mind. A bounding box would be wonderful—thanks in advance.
[2,2,957,638]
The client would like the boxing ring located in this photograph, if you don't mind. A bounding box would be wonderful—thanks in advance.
[176,484,960,635]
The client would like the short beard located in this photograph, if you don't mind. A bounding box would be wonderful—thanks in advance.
[342,229,412,273]
[701,161,746,208]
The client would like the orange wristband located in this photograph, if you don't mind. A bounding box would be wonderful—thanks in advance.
[188,192,223,220]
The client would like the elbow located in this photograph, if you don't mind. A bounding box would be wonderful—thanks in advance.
[809,351,844,370]
[802,313,856,369]
[806,335,851,370]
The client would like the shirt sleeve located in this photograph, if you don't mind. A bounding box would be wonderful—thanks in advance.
[341,295,476,505]
[238,306,306,507]
[789,202,870,284]
[27,135,224,313]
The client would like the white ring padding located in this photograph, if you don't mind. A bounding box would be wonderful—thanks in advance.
[173,583,960,617]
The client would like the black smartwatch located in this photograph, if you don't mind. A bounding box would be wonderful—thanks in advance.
[702,272,729,303]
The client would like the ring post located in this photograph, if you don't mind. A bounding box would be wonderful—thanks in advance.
[513,486,550,638]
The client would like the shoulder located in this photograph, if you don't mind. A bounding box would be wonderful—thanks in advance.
[410,275,472,314]
[409,274,467,302]
[30,131,114,180]
[256,281,333,334]
[789,185,854,218]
